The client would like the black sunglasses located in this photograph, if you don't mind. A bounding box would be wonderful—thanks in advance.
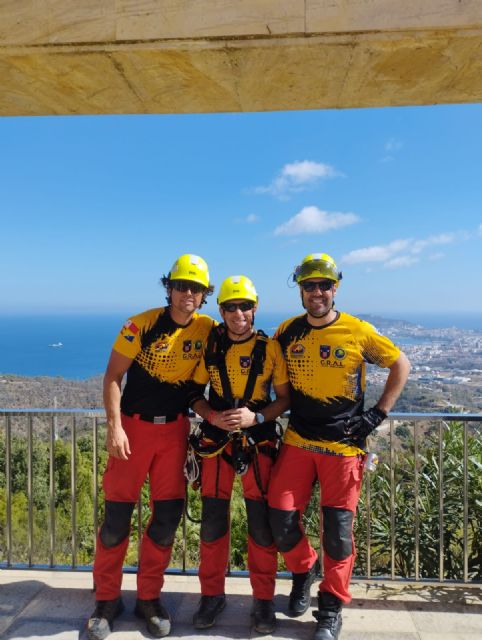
[221,301,255,313]
[300,280,334,293]
[171,280,206,294]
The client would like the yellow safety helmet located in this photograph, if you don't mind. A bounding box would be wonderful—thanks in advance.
[217,275,258,304]
[293,253,342,284]
[168,254,211,288]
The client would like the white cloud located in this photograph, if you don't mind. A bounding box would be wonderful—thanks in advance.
[428,252,445,261]
[411,233,454,254]
[342,239,410,264]
[234,214,260,224]
[381,137,403,162]
[384,256,419,269]
[255,160,341,198]
[478,223,482,236]
[342,232,457,270]
[385,137,403,152]
[274,206,359,237]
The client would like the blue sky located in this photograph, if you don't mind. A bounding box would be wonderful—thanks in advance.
[1,104,481,318]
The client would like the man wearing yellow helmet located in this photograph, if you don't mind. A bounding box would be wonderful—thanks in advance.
[87,254,215,640]
[268,253,410,640]
[187,275,290,634]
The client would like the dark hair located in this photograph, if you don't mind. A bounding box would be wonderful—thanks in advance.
[160,275,214,306]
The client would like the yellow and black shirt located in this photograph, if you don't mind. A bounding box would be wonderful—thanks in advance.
[191,329,289,413]
[275,311,400,456]
[113,307,214,416]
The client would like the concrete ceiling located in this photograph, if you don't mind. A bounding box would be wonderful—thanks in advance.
[1,1,482,116]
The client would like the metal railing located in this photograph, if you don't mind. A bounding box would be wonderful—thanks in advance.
[1,409,481,583]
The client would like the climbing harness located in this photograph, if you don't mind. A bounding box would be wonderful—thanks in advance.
[185,324,283,494]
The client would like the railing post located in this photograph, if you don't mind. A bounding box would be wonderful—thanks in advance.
[27,414,33,567]
[71,415,77,569]
[414,421,420,581]
[182,503,187,574]
[463,421,469,583]
[93,417,99,556]
[5,415,12,567]
[319,481,323,577]
[390,419,395,580]
[365,469,371,579]
[49,414,56,568]
[438,421,444,582]
[227,501,232,576]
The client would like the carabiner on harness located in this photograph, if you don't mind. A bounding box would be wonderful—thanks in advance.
[231,433,252,476]
[184,446,201,485]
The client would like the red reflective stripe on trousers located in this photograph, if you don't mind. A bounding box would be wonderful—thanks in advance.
[93,414,189,600]
[267,444,363,604]
[199,446,277,600]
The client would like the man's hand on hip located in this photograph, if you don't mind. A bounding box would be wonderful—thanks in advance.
[344,406,387,441]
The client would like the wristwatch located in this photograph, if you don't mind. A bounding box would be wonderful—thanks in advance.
[255,412,265,424]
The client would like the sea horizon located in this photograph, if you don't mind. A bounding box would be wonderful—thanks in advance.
[1,310,482,380]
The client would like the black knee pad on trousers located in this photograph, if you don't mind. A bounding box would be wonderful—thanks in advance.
[245,498,274,548]
[147,499,185,546]
[100,500,135,548]
[200,497,230,543]
[268,506,302,552]
[322,506,354,561]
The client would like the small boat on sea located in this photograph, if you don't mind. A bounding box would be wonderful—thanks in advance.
[48,342,63,348]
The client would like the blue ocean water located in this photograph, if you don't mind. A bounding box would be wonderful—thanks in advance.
[0,314,125,379]
[1,311,481,379]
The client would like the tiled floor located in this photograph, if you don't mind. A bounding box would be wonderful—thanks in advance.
[0,570,481,639]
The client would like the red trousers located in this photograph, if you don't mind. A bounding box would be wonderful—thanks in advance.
[268,444,364,603]
[93,413,189,600]
[199,446,278,600]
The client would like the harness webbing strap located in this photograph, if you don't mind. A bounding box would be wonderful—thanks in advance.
[190,326,274,493]
[205,324,268,409]
[205,324,233,406]
[241,330,268,406]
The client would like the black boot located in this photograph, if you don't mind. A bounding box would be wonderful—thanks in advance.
[288,557,320,617]
[313,592,343,640]
[87,598,124,640]
[193,594,226,629]
[251,598,276,634]
[134,598,171,638]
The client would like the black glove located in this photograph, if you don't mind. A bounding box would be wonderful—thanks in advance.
[344,406,387,441]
